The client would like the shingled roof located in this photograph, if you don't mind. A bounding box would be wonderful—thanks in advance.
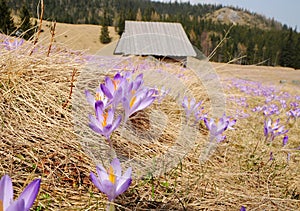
[114,21,196,57]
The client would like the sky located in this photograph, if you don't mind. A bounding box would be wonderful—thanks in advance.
[157,0,299,30]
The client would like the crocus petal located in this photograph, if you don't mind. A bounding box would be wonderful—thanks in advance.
[18,178,41,210]
[116,167,132,196]
[110,158,122,177]
[90,172,104,193]
[101,124,113,138]
[89,114,102,129]
[129,97,143,114]
[96,165,109,183]
[182,96,188,108]
[137,97,155,111]
[203,118,210,130]
[6,198,25,211]
[106,109,115,125]
[122,98,131,121]
[95,101,104,120]
[89,122,104,134]
[111,115,122,132]
[101,84,114,99]
[101,180,116,201]
[283,135,288,146]
[85,90,96,106]
[0,175,14,210]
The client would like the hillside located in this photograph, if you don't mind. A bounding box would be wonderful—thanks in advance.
[3,0,300,68]
[205,7,282,30]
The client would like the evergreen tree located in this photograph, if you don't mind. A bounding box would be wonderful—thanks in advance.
[279,29,296,68]
[100,10,111,44]
[0,0,15,34]
[116,10,126,36]
[294,36,300,69]
[19,5,35,40]
[100,25,111,44]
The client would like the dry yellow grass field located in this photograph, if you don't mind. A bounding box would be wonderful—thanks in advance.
[0,22,299,211]
[38,21,119,54]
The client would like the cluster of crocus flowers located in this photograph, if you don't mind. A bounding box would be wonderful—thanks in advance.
[0,175,41,211]
[90,158,132,210]
[86,72,157,141]
[287,108,300,119]
[204,114,236,143]
[2,38,24,51]
[264,118,288,142]
[86,72,157,208]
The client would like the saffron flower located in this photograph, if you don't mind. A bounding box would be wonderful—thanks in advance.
[85,87,109,108]
[0,175,41,211]
[287,108,300,118]
[264,118,288,141]
[88,101,122,141]
[100,73,126,99]
[219,114,236,130]
[154,86,170,103]
[122,88,156,122]
[204,117,229,142]
[90,158,132,202]
[2,38,24,50]
[182,96,202,120]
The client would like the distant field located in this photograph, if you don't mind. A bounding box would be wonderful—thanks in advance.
[38,21,119,54]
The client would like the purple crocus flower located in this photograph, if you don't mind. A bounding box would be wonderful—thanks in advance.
[283,135,288,146]
[100,73,126,99]
[154,86,170,103]
[90,158,132,202]
[287,108,300,118]
[194,108,207,123]
[122,88,156,122]
[2,38,24,50]
[204,117,229,142]
[219,114,236,130]
[269,152,274,161]
[101,73,145,110]
[290,102,299,108]
[240,206,246,211]
[85,87,109,108]
[182,96,202,120]
[0,175,41,211]
[263,104,279,116]
[252,105,267,113]
[88,101,122,141]
[264,118,288,141]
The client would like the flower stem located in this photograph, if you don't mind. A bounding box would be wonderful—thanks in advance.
[106,202,115,211]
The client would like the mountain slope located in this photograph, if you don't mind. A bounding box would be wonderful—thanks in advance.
[205,7,282,30]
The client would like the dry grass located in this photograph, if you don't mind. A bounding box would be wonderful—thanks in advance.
[38,20,119,54]
[0,33,300,211]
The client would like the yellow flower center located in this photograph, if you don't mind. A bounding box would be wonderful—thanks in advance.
[102,112,108,127]
[108,166,116,184]
[112,79,119,90]
[0,200,3,211]
[130,96,136,108]
[95,93,102,101]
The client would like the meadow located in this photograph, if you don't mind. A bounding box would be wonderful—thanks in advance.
[0,33,299,211]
